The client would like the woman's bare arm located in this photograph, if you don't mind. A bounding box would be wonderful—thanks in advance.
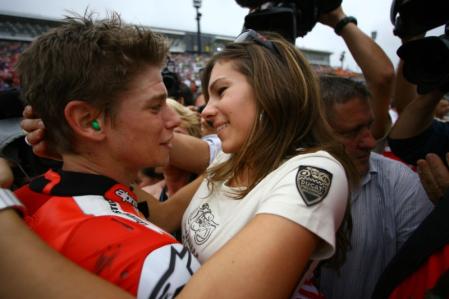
[178,214,319,299]
[134,175,204,232]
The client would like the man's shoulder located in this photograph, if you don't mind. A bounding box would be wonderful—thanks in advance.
[366,153,420,191]
[370,152,414,173]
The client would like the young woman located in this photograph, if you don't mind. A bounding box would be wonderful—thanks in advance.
[172,30,358,298]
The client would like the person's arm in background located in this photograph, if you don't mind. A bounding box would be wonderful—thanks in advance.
[389,90,444,139]
[0,190,132,299]
[391,34,425,114]
[393,59,419,115]
[319,5,394,140]
[388,89,449,164]
[386,28,449,164]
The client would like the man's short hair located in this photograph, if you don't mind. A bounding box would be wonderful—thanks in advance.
[319,75,371,121]
[16,12,168,154]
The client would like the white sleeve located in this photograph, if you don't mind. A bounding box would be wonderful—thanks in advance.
[257,155,348,260]
[201,134,222,165]
[137,243,201,299]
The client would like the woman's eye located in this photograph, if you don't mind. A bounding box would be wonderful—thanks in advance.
[218,87,226,96]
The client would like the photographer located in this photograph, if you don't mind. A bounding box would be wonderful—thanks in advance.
[387,0,449,159]
[371,1,449,297]
[387,16,449,202]
[376,48,449,299]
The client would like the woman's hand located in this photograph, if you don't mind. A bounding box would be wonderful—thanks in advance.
[21,105,61,160]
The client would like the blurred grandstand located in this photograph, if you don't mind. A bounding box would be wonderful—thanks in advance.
[0,11,360,92]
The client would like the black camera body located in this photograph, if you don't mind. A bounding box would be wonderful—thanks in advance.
[392,0,449,94]
[236,0,342,43]
[391,0,449,39]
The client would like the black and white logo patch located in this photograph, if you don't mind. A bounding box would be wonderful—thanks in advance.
[187,203,218,245]
[295,165,332,206]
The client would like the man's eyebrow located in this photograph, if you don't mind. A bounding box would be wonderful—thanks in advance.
[150,92,167,101]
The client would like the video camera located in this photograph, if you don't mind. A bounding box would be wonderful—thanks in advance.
[235,0,342,43]
[391,0,449,94]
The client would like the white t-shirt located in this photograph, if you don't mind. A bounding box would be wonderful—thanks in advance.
[182,150,348,263]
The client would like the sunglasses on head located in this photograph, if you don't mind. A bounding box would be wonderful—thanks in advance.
[234,29,282,59]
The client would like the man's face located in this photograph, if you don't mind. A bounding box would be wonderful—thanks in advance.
[330,98,376,176]
[104,65,181,175]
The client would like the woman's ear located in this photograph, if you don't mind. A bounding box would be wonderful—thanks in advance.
[64,101,105,141]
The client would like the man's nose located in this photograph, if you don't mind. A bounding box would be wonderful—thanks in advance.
[358,128,376,150]
[163,105,181,129]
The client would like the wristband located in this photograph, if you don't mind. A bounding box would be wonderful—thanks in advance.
[0,188,25,216]
[335,16,357,35]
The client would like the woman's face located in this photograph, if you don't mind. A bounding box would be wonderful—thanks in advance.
[104,65,180,174]
[201,61,257,153]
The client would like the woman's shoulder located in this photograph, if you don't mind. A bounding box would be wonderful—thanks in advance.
[284,150,343,169]
[263,150,346,188]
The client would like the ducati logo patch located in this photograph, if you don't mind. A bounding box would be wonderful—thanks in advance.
[296,165,332,206]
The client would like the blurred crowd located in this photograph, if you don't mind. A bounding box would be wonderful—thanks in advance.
[0,41,27,90]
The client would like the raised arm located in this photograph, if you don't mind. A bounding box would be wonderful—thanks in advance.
[392,59,419,114]
[387,89,449,166]
[319,6,394,139]
[389,90,444,139]
[391,33,426,114]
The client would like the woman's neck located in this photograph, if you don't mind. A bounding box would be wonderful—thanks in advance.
[227,166,254,188]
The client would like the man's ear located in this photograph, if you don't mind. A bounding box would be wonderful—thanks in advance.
[64,101,105,141]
